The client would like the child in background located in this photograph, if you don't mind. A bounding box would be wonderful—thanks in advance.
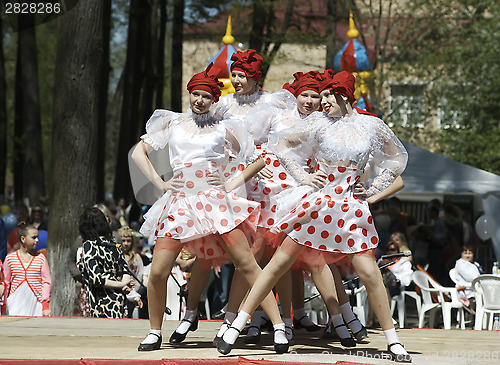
[3,221,52,316]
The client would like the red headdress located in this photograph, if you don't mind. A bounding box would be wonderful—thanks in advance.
[230,49,263,83]
[319,70,356,104]
[282,71,321,98]
[186,63,224,102]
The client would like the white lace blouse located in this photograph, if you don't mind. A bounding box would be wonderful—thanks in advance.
[271,110,408,197]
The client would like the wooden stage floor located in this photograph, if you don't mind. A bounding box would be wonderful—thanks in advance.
[0,316,499,364]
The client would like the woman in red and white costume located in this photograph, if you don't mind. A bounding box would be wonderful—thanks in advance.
[217,70,412,363]
[132,64,286,352]
[3,221,52,316]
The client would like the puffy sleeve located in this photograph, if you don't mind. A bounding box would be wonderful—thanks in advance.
[224,117,254,164]
[140,109,177,151]
[364,116,408,197]
[247,90,298,145]
[269,112,324,183]
[129,110,177,205]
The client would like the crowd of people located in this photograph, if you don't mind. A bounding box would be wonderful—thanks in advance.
[0,48,492,363]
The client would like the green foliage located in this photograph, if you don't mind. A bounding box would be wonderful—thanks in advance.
[391,0,500,175]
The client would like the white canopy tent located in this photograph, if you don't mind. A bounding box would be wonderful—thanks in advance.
[398,141,500,196]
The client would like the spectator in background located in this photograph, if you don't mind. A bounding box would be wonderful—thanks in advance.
[3,221,52,316]
[426,204,447,283]
[116,198,128,227]
[77,207,134,318]
[29,204,48,231]
[69,203,122,316]
[454,245,483,306]
[118,226,145,318]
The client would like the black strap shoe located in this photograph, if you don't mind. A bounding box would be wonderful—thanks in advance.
[347,318,368,342]
[293,315,321,332]
[273,328,289,354]
[138,332,162,351]
[244,325,261,344]
[217,326,241,355]
[334,323,356,348]
[387,342,412,363]
[169,316,198,344]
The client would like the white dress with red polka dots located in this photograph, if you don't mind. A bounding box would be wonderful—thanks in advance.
[136,108,260,262]
[216,89,297,229]
[270,110,408,262]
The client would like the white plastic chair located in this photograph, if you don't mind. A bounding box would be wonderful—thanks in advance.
[390,285,421,328]
[471,275,500,330]
[345,284,368,325]
[412,271,465,329]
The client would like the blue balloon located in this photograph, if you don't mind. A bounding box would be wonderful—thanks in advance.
[3,213,18,235]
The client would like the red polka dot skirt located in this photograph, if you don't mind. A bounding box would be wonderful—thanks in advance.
[272,166,378,265]
[140,162,261,263]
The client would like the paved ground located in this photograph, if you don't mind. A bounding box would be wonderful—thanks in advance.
[0,316,499,364]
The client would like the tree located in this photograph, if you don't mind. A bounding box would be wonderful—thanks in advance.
[248,0,297,84]
[0,14,7,194]
[14,14,45,206]
[325,0,339,70]
[389,0,500,174]
[49,0,111,315]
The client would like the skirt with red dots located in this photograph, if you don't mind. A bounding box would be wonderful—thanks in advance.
[140,162,261,264]
[247,151,298,229]
[271,165,379,266]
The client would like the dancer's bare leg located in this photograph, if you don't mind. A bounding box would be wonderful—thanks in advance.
[186,260,211,310]
[329,263,367,341]
[169,259,211,343]
[139,238,182,350]
[219,228,283,325]
[275,269,293,341]
[308,263,355,347]
[291,269,320,331]
[348,252,410,360]
[217,236,302,353]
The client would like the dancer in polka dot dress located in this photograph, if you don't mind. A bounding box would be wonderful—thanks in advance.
[132,64,285,353]
[217,71,412,363]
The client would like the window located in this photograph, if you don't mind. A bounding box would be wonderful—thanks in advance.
[388,84,426,128]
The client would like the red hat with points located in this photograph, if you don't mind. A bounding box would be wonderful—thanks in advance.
[230,49,263,83]
[187,63,224,102]
[283,71,321,98]
[319,70,356,104]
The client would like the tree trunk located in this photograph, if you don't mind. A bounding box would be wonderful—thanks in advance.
[96,2,112,202]
[113,0,151,202]
[325,0,338,70]
[249,0,266,53]
[0,15,7,194]
[49,0,110,316]
[170,0,184,112]
[16,14,45,207]
[156,0,167,108]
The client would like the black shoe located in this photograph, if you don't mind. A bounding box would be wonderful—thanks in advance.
[387,342,412,363]
[293,315,321,332]
[347,318,368,342]
[244,325,261,344]
[211,309,225,320]
[322,320,337,339]
[213,335,221,347]
[260,317,274,332]
[216,326,240,355]
[285,325,294,346]
[169,316,198,344]
[334,323,356,348]
[273,328,289,354]
[138,333,162,351]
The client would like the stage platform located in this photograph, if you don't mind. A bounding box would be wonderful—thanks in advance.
[0,316,499,365]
